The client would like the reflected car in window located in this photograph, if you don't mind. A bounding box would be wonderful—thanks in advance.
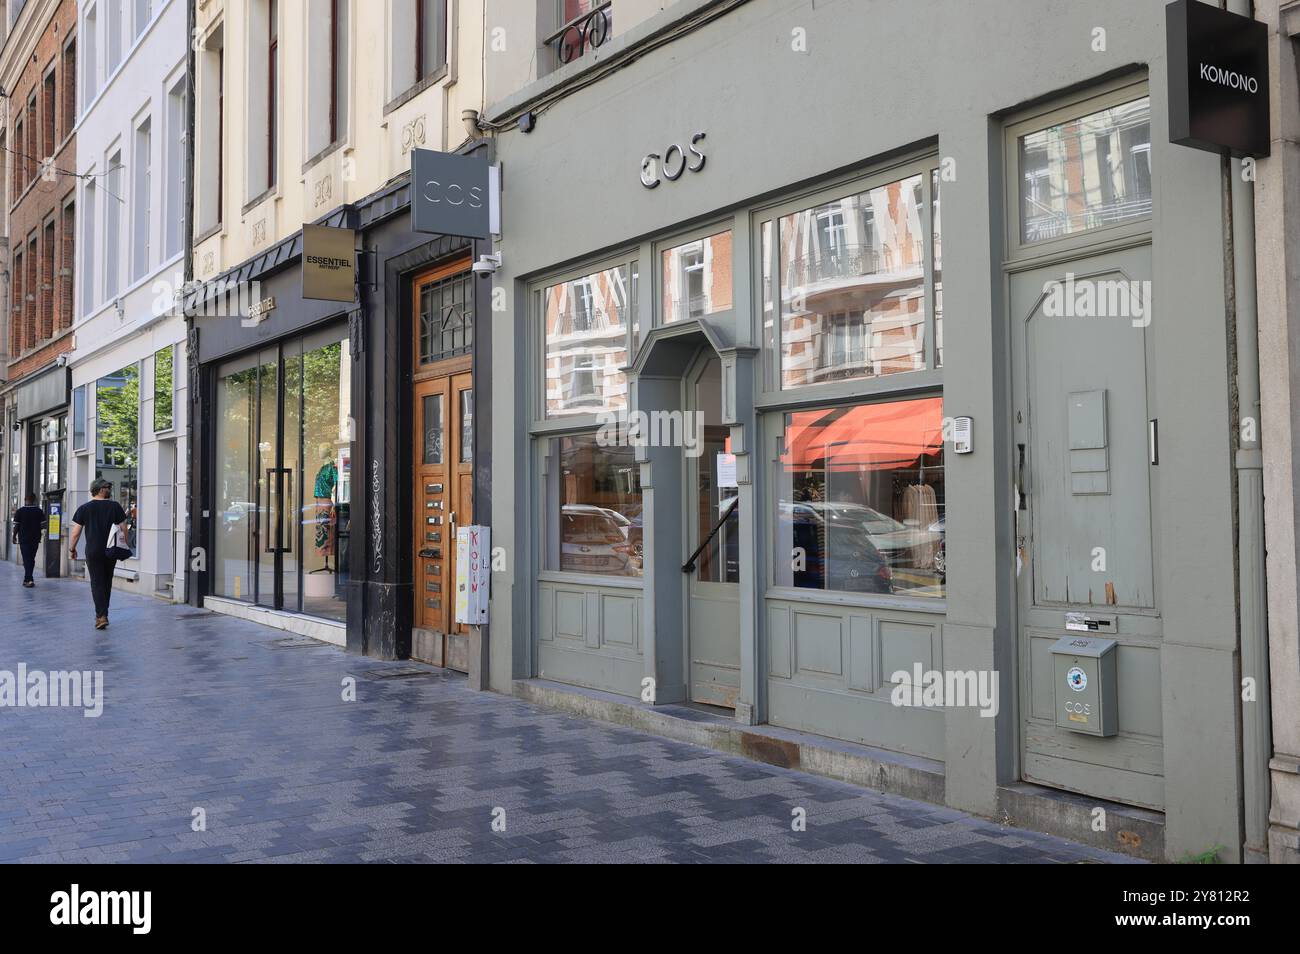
[779,502,893,594]
[560,505,639,575]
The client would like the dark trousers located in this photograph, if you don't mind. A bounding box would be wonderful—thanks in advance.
[18,540,38,582]
[85,556,118,618]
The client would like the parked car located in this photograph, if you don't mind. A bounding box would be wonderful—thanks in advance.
[778,502,893,594]
[560,505,639,575]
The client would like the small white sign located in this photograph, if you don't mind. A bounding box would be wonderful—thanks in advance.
[454,525,491,625]
[716,453,738,489]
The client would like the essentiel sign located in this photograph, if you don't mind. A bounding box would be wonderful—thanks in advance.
[302,224,357,303]
[1166,0,1270,157]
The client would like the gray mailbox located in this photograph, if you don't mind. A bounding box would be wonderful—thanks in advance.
[1049,634,1118,737]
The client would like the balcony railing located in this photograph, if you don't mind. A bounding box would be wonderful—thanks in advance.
[785,243,924,289]
[545,2,613,65]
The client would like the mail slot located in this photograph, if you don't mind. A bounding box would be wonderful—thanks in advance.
[1049,635,1118,737]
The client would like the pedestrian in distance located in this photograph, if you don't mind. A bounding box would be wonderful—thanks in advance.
[68,479,131,630]
[11,492,44,587]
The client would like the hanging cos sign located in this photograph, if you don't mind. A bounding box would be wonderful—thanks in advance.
[1166,0,1270,157]
[640,132,706,189]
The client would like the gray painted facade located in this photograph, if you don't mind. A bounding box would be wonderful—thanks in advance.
[478,0,1267,861]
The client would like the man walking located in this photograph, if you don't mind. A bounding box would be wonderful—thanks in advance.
[68,479,130,630]
[11,493,44,587]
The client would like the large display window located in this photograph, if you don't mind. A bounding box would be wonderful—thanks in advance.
[773,395,945,600]
[211,325,352,620]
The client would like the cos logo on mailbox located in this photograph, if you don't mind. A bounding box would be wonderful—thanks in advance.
[641,132,706,189]
[411,149,499,240]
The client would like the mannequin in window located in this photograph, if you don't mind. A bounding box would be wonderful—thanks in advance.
[312,444,338,569]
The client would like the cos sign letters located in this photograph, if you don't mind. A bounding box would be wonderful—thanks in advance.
[1166,0,1270,157]
[411,149,501,240]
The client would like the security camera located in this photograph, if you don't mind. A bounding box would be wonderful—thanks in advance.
[471,252,501,276]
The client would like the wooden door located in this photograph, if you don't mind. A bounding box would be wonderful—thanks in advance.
[411,259,475,670]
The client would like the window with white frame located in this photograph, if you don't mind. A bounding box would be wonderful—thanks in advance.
[83,4,98,111]
[165,78,187,259]
[104,149,121,300]
[133,0,151,39]
[107,0,123,75]
[81,178,97,313]
[132,116,151,282]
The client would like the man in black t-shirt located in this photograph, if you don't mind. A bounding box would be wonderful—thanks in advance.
[69,478,130,630]
[11,492,44,586]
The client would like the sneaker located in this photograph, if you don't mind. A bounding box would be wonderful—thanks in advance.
[22,580,34,588]
[94,616,108,630]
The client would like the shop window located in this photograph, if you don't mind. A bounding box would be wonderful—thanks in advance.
[660,229,733,324]
[773,396,945,599]
[153,345,174,433]
[72,386,87,452]
[544,432,642,577]
[29,415,66,496]
[543,262,635,418]
[96,364,139,550]
[932,169,943,367]
[418,269,473,363]
[212,332,351,619]
[1017,96,1151,245]
[770,170,938,389]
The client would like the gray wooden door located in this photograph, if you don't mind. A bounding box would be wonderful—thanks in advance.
[1012,245,1165,809]
[687,353,741,707]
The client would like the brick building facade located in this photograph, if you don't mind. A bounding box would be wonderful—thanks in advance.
[1,0,78,575]
[4,0,76,381]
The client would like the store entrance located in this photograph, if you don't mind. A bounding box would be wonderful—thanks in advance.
[410,258,474,671]
[211,326,352,620]
[685,351,740,708]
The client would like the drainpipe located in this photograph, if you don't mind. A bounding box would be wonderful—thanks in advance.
[1227,0,1272,866]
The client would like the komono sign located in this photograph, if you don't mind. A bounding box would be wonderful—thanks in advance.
[1166,0,1270,157]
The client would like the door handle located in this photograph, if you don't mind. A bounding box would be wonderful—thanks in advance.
[449,510,457,538]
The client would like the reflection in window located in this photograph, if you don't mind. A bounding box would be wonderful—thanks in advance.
[459,388,473,462]
[774,396,944,598]
[214,366,255,602]
[154,345,174,432]
[779,175,928,387]
[300,337,351,621]
[422,393,443,464]
[548,433,642,577]
[543,263,635,417]
[932,169,943,367]
[96,365,140,550]
[1019,96,1152,244]
[661,230,733,324]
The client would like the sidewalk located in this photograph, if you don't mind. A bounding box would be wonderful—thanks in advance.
[0,559,1138,863]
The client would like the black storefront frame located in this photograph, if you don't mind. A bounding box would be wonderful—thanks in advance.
[189,145,495,666]
[207,327,351,617]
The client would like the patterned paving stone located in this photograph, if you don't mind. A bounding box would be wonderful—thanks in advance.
[0,560,1139,864]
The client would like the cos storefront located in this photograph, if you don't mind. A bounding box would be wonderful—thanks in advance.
[486,0,1256,861]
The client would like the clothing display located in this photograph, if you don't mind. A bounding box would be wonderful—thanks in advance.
[313,459,339,558]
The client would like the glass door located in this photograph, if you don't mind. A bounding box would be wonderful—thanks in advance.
[212,327,351,618]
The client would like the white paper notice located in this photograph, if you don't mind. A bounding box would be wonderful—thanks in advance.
[716,453,738,489]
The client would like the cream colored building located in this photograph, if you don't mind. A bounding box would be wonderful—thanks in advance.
[192,0,494,281]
